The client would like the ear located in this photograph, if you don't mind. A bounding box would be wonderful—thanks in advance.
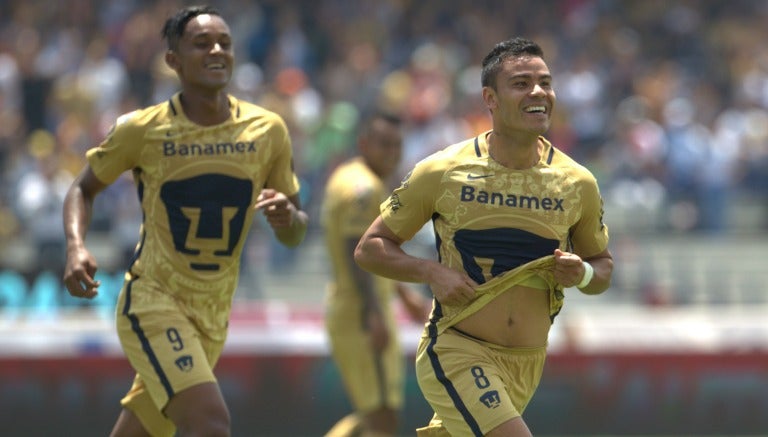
[481,86,497,110]
[165,50,179,71]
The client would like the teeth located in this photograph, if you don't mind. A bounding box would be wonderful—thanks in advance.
[524,106,546,113]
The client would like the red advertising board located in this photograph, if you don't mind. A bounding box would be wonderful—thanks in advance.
[1,351,767,436]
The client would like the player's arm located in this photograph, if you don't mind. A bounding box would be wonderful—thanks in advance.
[355,216,430,281]
[580,248,613,294]
[553,247,613,295]
[257,115,307,246]
[355,217,477,306]
[255,189,308,247]
[553,175,613,294]
[395,283,431,323]
[63,165,109,299]
[343,236,389,351]
[344,236,379,312]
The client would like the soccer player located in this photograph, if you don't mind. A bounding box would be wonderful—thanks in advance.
[354,37,614,437]
[322,113,430,437]
[62,5,308,436]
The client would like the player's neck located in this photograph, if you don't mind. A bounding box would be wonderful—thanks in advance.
[362,157,388,181]
[487,130,542,169]
[179,91,231,126]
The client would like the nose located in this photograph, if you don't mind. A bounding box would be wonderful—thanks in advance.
[531,84,546,95]
[211,43,224,54]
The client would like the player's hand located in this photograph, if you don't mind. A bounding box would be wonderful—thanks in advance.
[553,248,586,288]
[428,265,477,306]
[63,247,100,299]
[254,188,296,228]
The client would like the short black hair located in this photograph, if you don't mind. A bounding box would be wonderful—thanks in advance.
[359,111,402,136]
[481,37,544,89]
[370,111,402,128]
[161,5,221,50]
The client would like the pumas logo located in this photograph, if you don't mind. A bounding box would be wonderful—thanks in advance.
[160,174,253,271]
[467,173,493,180]
[480,390,501,409]
[175,355,194,372]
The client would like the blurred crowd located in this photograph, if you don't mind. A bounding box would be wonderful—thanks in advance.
[1,0,767,277]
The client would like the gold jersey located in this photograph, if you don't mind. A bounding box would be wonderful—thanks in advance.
[322,157,395,318]
[380,132,609,335]
[322,157,404,413]
[87,92,299,307]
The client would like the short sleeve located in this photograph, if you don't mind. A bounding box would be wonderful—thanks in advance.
[569,176,609,257]
[380,154,443,241]
[263,115,300,197]
[86,112,143,185]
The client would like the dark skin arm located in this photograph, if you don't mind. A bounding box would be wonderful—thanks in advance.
[254,188,308,247]
[344,237,389,352]
[63,170,309,298]
[63,165,108,299]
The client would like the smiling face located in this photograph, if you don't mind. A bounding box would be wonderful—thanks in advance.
[165,14,234,92]
[482,55,556,137]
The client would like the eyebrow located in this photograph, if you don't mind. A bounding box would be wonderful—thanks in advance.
[188,31,232,41]
[507,73,552,81]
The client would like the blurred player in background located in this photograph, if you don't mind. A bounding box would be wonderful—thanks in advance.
[322,112,431,437]
[355,37,613,436]
[62,5,308,436]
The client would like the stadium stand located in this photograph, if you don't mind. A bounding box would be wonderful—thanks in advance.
[1,0,767,435]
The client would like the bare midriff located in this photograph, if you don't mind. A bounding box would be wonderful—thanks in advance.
[453,284,551,348]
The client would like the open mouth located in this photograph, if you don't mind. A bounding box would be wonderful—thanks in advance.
[524,105,547,114]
